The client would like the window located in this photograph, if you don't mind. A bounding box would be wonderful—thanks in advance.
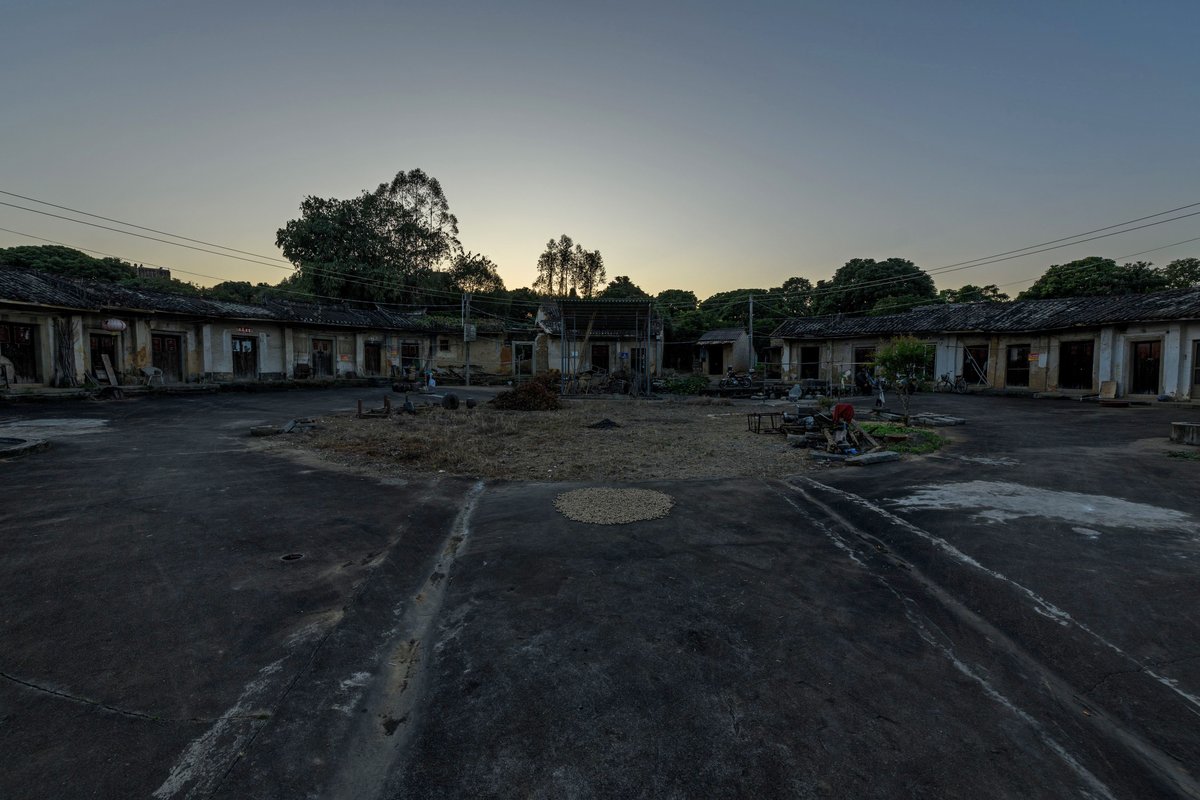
[439,338,451,353]
[798,346,820,380]
[1005,344,1030,387]
[1059,340,1094,390]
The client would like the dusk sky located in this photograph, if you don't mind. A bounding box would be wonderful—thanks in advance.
[3,0,1199,299]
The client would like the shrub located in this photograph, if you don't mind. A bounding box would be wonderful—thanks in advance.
[661,374,709,394]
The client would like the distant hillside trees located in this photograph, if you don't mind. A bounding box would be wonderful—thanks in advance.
[0,245,201,295]
[938,284,1010,303]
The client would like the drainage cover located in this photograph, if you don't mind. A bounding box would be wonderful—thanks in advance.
[280,553,305,561]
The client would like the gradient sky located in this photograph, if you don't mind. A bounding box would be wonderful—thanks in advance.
[3,0,1199,299]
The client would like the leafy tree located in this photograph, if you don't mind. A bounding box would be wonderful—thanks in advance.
[534,235,575,296]
[449,252,505,294]
[1162,258,1200,289]
[1017,257,1168,300]
[938,284,1010,303]
[573,246,606,298]
[770,276,814,317]
[870,293,940,316]
[656,289,698,311]
[533,235,606,297]
[871,335,929,425]
[599,275,650,299]
[204,280,279,303]
[276,168,462,303]
[812,258,936,316]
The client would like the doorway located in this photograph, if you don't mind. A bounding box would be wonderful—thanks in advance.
[312,338,334,377]
[151,333,183,382]
[1193,341,1200,398]
[1059,340,1094,390]
[962,345,989,385]
[513,342,534,378]
[1,322,40,383]
[89,332,118,380]
[707,346,724,376]
[590,344,609,373]
[232,336,257,379]
[364,342,383,376]
[1129,340,1161,395]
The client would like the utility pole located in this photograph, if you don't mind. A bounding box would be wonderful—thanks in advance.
[463,292,472,386]
[748,294,754,374]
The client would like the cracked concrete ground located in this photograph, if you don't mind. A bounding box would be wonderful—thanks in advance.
[1,389,1198,798]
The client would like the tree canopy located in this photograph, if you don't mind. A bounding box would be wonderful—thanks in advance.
[1162,258,1200,290]
[938,284,1010,303]
[1017,257,1168,300]
[598,275,650,299]
[812,258,936,316]
[533,235,606,297]
[276,168,462,303]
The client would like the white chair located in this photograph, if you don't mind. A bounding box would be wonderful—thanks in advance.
[141,366,165,386]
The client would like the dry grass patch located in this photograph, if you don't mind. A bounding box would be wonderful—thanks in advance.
[270,398,823,481]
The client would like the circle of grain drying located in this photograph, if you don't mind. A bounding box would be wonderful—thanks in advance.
[553,487,675,525]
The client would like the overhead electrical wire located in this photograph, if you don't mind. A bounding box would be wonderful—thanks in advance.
[2,188,1198,314]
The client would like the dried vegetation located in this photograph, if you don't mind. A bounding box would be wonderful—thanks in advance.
[271,397,826,481]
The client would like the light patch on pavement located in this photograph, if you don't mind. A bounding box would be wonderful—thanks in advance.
[0,418,109,437]
[948,455,1019,467]
[892,481,1195,532]
[1073,527,1102,539]
[153,659,284,799]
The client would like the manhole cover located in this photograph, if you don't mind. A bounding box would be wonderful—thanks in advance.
[553,488,674,525]
[280,553,305,561]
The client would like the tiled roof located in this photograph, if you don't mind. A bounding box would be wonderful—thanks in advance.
[0,267,508,333]
[771,289,1200,339]
[696,328,746,344]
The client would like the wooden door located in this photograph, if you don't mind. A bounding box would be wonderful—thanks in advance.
[152,334,182,382]
[364,342,382,376]
[232,336,257,379]
[1130,340,1161,395]
[312,338,333,377]
[89,333,118,380]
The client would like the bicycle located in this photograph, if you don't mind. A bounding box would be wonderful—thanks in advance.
[934,373,967,393]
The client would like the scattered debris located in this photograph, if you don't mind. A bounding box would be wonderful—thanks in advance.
[251,418,317,436]
[492,377,560,411]
[873,411,965,427]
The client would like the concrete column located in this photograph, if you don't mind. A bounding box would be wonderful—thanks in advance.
[283,327,294,377]
[258,332,269,377]
[201,324,215,375]
[356,333,365,374]
[70,315,86,381]
[1164,325,1183,396]
[1098,327,1115,383]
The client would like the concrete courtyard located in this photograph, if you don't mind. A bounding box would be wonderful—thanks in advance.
[1,388,1198,799]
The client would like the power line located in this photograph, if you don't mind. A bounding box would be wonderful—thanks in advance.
[0,189,293,264]
[4,189,1197,313]
[0,226,461,314]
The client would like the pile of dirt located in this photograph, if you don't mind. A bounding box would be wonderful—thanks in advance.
[492,377,560,411]
[553,488,675,524]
